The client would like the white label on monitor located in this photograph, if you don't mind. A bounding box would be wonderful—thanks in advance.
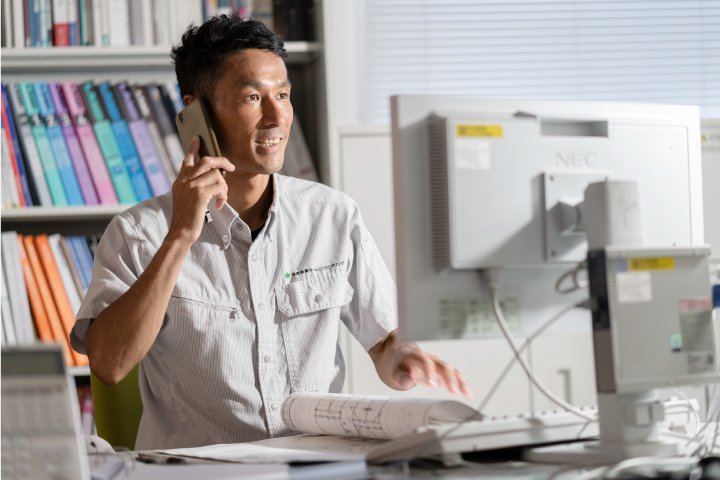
[616,271,652,303]
[454,138,491,169]
[438,296,519,337]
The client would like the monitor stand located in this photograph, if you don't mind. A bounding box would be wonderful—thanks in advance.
[524,390,681,465]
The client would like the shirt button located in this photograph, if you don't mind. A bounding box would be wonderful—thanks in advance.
[271,403,279,411]
[252,254,258,261]
[264,355,272,363]
[222,234,229,243]
[259,303,265,310]
[314,294,324,303]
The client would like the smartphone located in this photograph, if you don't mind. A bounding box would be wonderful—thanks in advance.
[175,98,224,222]
[175,97,223,173]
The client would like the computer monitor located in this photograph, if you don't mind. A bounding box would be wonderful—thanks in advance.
[391,95,705,343]
[391,95,715,461]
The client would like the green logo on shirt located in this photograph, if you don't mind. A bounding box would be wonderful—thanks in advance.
[288,261,345,278]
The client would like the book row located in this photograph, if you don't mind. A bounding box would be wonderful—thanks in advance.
[1,231,99,366]
[1,0,314,49]
[1,78,319,210]
[2,80,185,208]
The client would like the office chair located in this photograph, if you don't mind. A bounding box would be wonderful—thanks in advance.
[90,364,143,451]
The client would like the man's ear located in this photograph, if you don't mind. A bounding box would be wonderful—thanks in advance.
[183,94,197,107]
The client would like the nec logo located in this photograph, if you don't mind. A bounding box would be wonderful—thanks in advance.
[555,153,598,168]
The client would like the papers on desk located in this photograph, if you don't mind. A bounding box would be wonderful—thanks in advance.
[88,454,288,480]
[159,440,367,463]
[281,392,477,439]
[89,452,366,480]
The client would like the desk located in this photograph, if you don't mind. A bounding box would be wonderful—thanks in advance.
[103,450,698,480]
[104,452,590,480]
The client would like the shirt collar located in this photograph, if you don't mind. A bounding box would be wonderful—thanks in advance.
[207,197,240,249]
[207,173,281,249]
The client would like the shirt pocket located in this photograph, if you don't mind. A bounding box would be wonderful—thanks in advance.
[275,273,354,392]
[160,294,248,401]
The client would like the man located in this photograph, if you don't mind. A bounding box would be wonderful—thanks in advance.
[70,16,471,450]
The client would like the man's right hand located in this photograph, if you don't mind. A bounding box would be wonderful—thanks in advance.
[168,136,235,246]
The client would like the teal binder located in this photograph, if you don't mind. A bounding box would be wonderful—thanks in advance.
[33,81,85,205]
[79,82,137,204]
[18,82,69,206]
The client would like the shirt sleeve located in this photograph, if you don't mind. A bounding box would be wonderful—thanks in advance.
[340,202,398,351]
[70,215,143,355]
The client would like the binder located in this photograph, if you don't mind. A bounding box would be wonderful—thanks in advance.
[113,82,170,196]
[144,83,185,173]
[35,235,89,366]
[7,82,53,207]
[79,82,137,204]
[18,81,69,206]
[131,84,177,183]
[60,235,85,297]
[1,231,35,344]
[2,84,33,206]
[62,81,118,205]
[23,235,74,366]
[67,236,90,290]
[33,81,85,205]
[48,81,99,205]
[17,235,55,344]
[1,112,21,207]
[97,82,152,201]
[1,266,17,345]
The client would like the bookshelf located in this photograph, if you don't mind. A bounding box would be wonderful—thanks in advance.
[1,40,327,224]
[0,42,322,71]
[1,205,128,222]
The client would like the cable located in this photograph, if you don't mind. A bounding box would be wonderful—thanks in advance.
[488,294,596,421]
[687,385,720,456]
[674,388,701,437]
[555,260,588,295]
[482,269,596,421]
[477,300,585,413]
[373,280,594,463]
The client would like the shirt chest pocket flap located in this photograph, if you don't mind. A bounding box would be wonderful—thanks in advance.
[275,273,354,317]
[275,273,353,392]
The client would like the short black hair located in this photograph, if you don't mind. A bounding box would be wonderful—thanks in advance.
[171,15,287,100]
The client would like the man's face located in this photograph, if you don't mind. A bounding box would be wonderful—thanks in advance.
[208,49,293,175]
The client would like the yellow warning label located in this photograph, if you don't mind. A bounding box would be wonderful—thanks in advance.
[628,257,675,271]
[456,124,503,138]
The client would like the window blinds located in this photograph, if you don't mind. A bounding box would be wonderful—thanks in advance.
[360,0,720,124]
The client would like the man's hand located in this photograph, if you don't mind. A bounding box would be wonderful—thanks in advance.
[368,330,473,400]
[168,136,235,246]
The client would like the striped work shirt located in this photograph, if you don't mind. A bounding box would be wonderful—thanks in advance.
[70,174,397,450]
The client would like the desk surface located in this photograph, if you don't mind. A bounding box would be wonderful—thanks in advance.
[109,451,603,480]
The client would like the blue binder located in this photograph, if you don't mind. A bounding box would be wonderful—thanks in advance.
[33,81,85,205]
[97,83,152,202]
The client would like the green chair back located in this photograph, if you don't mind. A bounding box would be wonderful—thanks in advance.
[90,364,143,451]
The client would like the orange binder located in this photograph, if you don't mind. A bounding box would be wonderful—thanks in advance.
[35,235,89,366]
[23,235,74,366]
[17,235,53,343]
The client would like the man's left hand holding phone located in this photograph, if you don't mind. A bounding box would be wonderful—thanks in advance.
[168,136,235,246]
